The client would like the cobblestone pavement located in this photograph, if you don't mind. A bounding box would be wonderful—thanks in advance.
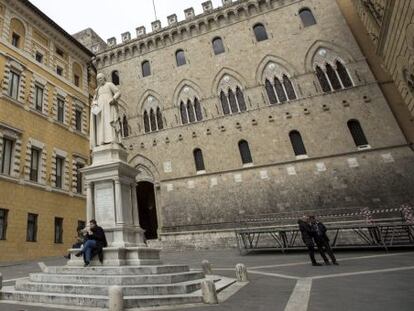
[1,249,413,311]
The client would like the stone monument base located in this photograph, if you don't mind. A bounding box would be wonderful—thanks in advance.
[67,247,162,266]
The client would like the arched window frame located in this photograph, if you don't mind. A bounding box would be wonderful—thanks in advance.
[156,107,164,130]
[335,60,354,88]
[176,49,187,67]
[193,148,206,173]
[238,140,253,165]
[289,130,308,158]
[143,111,150,133]
[315,65,332,93]
[253,23,268,42]
[212,37,225,55]
[299,8,317,27]
[347,119,369,149]
[142,60,151,77]
[111,70,120,85]
[180,101,188,124]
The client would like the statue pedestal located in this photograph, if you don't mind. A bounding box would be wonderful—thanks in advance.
[68,143,162,267]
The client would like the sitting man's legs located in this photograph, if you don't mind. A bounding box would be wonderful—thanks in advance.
[82,240,97,266]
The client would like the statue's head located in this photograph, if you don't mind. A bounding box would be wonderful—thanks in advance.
[97,73,106,86]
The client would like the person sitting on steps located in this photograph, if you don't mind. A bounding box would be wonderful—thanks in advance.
[75,219,108,267]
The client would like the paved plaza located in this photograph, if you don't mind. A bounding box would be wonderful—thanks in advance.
[0,249,413,311]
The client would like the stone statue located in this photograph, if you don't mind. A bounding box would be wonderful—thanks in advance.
[90,73,122,148]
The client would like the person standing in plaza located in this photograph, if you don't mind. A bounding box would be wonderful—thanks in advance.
[309,216,339,265]
[298,215,323,266]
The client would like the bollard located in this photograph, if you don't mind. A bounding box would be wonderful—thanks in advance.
[201,280,218,304]
[235,263,248,282]
[109,286,124,311]
[0,272,2,290]
[201,260,212,275]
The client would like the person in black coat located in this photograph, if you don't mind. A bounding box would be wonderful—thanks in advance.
[76,219,108,267]
[309,216,338,265]
[298,216,323,266]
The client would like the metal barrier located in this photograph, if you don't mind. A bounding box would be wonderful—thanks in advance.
[235,221,414,255]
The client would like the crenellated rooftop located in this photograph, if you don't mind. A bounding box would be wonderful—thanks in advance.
[94,0,297,68]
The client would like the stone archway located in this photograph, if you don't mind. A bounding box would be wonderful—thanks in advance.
[136,181,158,240]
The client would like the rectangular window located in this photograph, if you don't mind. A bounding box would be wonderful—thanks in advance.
[35,52,43,63]
[76,162,84,194]
[1,138,14,175]
[54,217,63,244]
[74,75,80,87]
[35,85,44,111]
[8,71,20,100]
[26,213,38,242]
[12,33,20,47]
[30,148,40,182]
[56,66,63,76]
[57,98,65,123]
[0,209,8,240]
[56,48,64,57]
[55,156,64,189]
[75,109,82,131]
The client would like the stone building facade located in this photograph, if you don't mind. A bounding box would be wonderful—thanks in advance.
[0,0,94,261]
[337,0,414,145]
[89,0,414,248]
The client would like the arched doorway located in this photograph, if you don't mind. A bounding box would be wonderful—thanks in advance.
[136,181,158,240]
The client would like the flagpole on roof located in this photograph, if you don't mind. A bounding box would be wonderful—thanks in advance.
[153,0,158,20]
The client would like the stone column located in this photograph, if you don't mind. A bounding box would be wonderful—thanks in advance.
[114,178,124,224]
[86,182,94,221]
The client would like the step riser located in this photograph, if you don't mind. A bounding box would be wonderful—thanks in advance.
[1,292,108,308]
[29,273,205,285]
[124,296,203,308]
[46,265,189,275]
[1,292,203,308]
[15,283,201,296]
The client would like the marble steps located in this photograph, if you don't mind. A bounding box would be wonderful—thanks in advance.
[0,286,203,309]
[29,271,205,286]
[45,264,190,275]
[15,278,203,296]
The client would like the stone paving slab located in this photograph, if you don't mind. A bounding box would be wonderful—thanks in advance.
[1,250,413,311]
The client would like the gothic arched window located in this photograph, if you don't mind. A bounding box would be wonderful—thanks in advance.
[156,107,163,130]
[142,61,151,77]
[238,140,253,165]
[236,87,247,112]
[253,23,268,42]
[149,109,156,131]
[180,101,188,124]
[289,130,307,156]
[176,49,186,66]
[194,98,203,121]
[299,8,317,27]
[336,61,353,88]
[193,148,205,172]
[220,91,230,115]
[274,77,287,102]
[283,75,297,100]
[143,111,150,133]
[212,37,225,55]
[187,100,195,123]
[111,70,120,85]
[228,89,238,113]
[347,119,368,147]
[326,63,342,90]
[265,79,278,105]
[316,66,332,93]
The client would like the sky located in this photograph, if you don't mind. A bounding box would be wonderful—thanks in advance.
[31,0,223,41]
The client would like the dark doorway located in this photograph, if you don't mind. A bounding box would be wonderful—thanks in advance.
[136,181,158,240]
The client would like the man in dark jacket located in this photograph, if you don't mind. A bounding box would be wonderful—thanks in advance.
[309,216,338,265]
[76,219,108,267]
[298,215,323,266]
